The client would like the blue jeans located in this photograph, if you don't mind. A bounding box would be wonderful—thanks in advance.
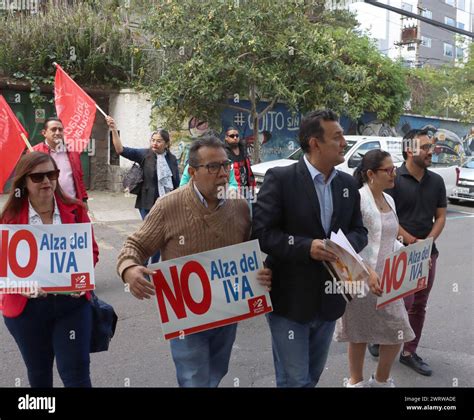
[267,312,335,387]
[4,295,92,387]
[169,324,237,387]
[139,208,161,264]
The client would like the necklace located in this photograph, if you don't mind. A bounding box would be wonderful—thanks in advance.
[374,197,386,211]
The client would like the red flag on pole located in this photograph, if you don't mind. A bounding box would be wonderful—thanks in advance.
[54,63,97,153]
[0,95,29,194]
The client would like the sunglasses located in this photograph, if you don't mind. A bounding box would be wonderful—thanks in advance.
[28,170,60,183]
[375,166,396,175]
[227,134,239,139]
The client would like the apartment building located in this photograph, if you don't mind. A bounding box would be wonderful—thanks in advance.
[331,0,473,67]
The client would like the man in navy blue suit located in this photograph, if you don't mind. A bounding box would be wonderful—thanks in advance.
[252,109,368,387]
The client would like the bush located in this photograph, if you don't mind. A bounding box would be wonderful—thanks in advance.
[0,3,142,87]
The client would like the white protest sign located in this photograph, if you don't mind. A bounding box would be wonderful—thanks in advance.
[376,238,433,309]
[0,223,95,293]
[149,240,272,340]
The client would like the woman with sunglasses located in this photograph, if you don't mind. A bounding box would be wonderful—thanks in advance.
[334,149,414,387]
[0,152,99,387]
[106,116,180,264]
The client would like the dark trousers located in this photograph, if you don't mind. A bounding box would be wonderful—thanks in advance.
[139,208,161,264]
[4,295,92,388]
[403,254,439,354]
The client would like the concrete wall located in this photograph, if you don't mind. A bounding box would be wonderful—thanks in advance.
[88,96,110,191]
[107,89,154,192]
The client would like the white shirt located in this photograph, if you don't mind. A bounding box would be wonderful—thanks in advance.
[28,198,61,225]
[193,183,225,209]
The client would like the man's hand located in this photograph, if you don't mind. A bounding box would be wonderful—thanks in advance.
[256,267,272,291]
[123,265,157,300]
[310,239,338,262]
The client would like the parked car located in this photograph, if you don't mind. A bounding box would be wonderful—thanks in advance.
[448,158,474,204]
[252,135,460,196]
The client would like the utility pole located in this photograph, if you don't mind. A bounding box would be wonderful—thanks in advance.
[364,0,474,38]
[415,0,421,68]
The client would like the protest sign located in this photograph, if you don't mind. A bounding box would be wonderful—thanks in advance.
[0,223,95,293]
[149,240,272,340]
[376,238,433,309]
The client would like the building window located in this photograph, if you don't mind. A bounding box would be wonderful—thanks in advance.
[401,2,412,12]
[445,0,455,6]
[457,0,465,10]
[421,36,432,48]
[420,8,432,18]
[445,17,456,26]
[444,43,454,57]
[457,22,465,30]
[456,47,464,60]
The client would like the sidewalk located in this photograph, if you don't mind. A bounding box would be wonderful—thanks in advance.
[0,190,142,223]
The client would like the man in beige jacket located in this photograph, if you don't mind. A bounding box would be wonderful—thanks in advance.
[117,135,271,387]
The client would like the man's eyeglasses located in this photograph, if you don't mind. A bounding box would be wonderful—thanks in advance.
[419,144,435,152]
[227,134,239,139]
[193,160,232,174]
[28,170,60,183]
[375,166,396,175]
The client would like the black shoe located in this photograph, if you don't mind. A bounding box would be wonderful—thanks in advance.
[368,344,379,358]
[400,352,433,376]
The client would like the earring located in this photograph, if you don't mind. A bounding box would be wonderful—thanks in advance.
[370,178,374,184]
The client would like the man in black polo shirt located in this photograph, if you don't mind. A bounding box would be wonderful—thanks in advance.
[387,128,447,376]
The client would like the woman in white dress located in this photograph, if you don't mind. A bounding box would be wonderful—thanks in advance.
[334,149,415,387]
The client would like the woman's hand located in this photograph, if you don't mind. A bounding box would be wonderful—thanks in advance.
[256,267,272,292]
[21,287,47,298]
[367,269,383,297]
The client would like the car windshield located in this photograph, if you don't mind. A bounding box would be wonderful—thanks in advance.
[287,139,357,160]
[463,159,474,169]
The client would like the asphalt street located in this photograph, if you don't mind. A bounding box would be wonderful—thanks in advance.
[0,198,473,388]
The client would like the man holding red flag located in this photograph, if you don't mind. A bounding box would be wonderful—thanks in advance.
[31,63,100,203]
[33,117,88,203]
[0,95,30,194]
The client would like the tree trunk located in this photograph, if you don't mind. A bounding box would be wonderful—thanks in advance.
[249,83,260,163]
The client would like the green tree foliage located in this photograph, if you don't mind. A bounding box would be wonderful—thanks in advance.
[444,44,474,122]
[144,0,409,161]
[0,2,143,94]
[406,44,474,122]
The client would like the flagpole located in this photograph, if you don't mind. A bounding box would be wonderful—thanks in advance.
[21,133,34,152]
[94,103,108,118]
[53,62,108,119]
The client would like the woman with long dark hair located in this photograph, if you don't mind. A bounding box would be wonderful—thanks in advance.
[106,116,180,264]
[334,149,414,387]
[1,152,99,387]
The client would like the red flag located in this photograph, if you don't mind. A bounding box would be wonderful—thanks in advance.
[0,95,28,194]
[54,63,96,153]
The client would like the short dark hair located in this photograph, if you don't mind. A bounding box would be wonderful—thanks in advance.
[353,149,391,188]
[299,109,339,153]
[225,126,239,134]
[402,128,431,160]
[43,117,63,130]
[188,135,225,167]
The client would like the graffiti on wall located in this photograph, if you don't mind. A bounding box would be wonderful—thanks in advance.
[220,100,473,162]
